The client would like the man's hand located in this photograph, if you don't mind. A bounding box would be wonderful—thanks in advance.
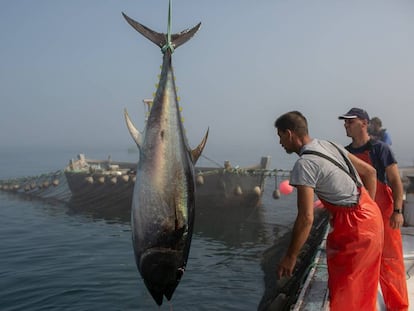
[277,254,297,278]
[390,212,404,229]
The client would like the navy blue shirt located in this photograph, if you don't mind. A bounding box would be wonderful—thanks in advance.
[345,139,397,184]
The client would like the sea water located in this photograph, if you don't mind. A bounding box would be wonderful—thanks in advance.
[0,146,297,311]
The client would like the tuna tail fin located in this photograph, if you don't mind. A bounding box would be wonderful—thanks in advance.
[191,128,209,164]
[124,108,143,150]
[121,12,201,52]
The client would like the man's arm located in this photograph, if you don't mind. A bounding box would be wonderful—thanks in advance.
[386,163,404,228]
[348,153,377,199]
[277,185,314,278]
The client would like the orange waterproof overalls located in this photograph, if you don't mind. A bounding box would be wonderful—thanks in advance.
[320,187,383,311]
[303,146,384,311]
[354,150,408,311]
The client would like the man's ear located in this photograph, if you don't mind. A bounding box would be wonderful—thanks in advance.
[286,129,294,140]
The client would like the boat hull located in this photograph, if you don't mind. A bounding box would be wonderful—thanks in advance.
[64,155,271,213]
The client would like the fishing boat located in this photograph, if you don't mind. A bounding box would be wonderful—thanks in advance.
[64,153,271,211]
[0,152,271,227]
[0,147,271,223]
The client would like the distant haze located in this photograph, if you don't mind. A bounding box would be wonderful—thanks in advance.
[1,1,414,169]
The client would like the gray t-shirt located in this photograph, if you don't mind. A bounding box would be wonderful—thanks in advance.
[290,139,360,206]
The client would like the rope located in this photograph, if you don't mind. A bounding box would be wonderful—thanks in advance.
[0,170,63,186]
[196,167,291,178]
[161,0,175,54]
[200,154,225,168]
[0,170,72,203]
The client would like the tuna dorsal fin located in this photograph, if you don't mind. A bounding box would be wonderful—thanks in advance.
[121,12,201,52]
[191,128,209,164]
[124,108,143,149]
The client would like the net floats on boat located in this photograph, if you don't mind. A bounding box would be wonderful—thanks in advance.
[196,175,204,185]
[234,185,243,195]
[85,173,133,185]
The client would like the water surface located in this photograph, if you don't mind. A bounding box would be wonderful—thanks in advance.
[0,148,298,310]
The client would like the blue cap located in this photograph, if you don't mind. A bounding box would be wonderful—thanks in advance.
[338,108,370,121]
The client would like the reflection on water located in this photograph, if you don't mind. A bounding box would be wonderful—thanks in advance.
[67,196,132,224]
[66,187,271,248]
[195,199,268,247]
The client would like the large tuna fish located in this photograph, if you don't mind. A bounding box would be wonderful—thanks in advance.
[122,2,208,306]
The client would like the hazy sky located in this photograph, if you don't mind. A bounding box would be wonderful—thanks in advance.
[1,1,414,168]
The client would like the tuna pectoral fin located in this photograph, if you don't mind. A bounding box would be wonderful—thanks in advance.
[140,248,184,305]
[124,108,142,149]
[191,128,209,164]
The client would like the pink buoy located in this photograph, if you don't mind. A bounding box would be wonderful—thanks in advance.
[279,180,293,195]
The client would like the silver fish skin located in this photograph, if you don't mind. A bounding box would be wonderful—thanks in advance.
[122,9,208,306]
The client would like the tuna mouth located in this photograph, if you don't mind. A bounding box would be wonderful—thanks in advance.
[139,247,185,305]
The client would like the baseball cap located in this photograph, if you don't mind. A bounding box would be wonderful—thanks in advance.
[338,108,370,121]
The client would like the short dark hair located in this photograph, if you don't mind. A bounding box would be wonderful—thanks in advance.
[274,111,308,137]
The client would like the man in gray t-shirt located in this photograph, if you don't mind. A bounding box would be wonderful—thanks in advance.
[274,111,383,310]
[290,138,361,206]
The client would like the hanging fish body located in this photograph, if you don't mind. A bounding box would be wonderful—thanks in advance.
[122,7,208,306]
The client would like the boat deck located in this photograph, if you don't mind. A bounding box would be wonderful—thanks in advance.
[378,226,414,310]
[292,226,414,310]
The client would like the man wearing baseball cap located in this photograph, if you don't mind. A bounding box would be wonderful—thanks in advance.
[339,107,408,310]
